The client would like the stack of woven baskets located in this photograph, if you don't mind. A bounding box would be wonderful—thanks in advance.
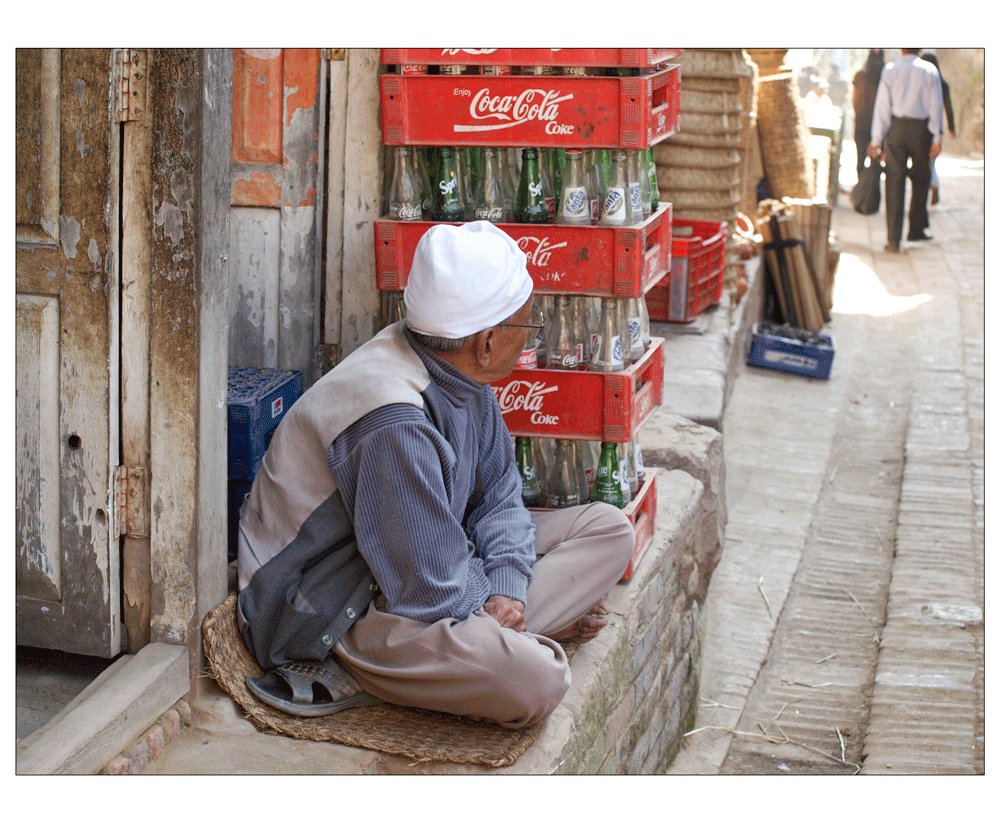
[654,49,757,301]
[746,48,816,201]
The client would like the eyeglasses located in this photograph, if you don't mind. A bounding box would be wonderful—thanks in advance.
[496,303,545,337]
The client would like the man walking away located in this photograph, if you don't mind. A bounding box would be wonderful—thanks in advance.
[868,49,945,252]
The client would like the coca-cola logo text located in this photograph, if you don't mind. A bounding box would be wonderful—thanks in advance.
[455,88,574,134]
[493,379,559,413]
[516,236,567,269]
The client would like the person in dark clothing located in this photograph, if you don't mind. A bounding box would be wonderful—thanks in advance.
[853,49,885,179]
[919,52,956,204]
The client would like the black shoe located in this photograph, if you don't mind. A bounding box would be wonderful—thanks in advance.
[907,231,933,241]
[884,242,900,253]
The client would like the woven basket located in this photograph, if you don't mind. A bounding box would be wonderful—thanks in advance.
[680,76,742,94]
[679,110,744,136]
[755,72,815,200]
[676,48,750,79]
[680,89,745,115]
[673,206,740,223]
[665,130,744,150]
[657,164,741,191]
[665,187,742,211]
[654,144,741,169]
[746,49,789,77]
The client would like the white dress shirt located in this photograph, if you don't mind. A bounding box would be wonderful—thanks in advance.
[870,54,945,146]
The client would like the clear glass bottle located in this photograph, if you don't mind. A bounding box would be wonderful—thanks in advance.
[589,297,626,372]
[632,434,645,487]
[639,293,651,350]
[388,146,424,221]
[626,297,644,363]
[497,146,517,217]
[472,147,508,223]
[545,295,579,370]
[556,148,592,226]
[571,295,591,369]
[585,149,603,224]
[625,149,645,223]
[600,150,635,226]
[546,439,582,508]
[379,290,406,331]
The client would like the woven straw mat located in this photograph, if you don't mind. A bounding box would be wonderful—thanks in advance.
[202,594,576,768]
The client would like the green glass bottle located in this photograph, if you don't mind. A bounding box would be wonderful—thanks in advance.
[431,146,465,222]
[592,441,626,508]
[514,147,549,224]
[515,436,543,508]
[647,146,659,211]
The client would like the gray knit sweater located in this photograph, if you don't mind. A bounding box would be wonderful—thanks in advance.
[325,329,536,624]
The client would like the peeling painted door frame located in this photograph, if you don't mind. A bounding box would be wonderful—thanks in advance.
[16,48,123,657]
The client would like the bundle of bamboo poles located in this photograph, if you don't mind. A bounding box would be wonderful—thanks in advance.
[782,198,836,316]
[755,199,829,332]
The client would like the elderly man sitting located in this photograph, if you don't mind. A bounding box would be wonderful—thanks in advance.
[236,221,634,728]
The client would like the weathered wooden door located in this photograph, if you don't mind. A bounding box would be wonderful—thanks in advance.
[16,49,121,656]
[229,48,324,385]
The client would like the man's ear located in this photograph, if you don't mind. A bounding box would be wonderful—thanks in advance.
[472,327,497,368]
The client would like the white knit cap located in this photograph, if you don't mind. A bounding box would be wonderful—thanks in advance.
[404,221,533,339]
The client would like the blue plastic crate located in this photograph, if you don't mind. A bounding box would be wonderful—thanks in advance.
[227,368,302,479]
[747,324,835,380]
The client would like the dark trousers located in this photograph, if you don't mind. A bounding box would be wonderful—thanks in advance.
[855,126,872,179]
[883,116,933,245]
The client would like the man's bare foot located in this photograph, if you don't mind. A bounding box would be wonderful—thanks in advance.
[548,598,611,644]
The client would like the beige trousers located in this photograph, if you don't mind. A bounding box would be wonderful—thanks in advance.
[335,501,635,727]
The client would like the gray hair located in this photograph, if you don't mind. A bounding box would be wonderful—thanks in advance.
[407,308,518,352]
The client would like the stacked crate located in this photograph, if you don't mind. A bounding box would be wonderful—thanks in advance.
[376,49,682,579]
[226,367,302,559]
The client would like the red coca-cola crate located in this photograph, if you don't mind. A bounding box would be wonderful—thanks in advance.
[527,467,657,582]
[622,467,657,581]
[491,337,663,442]
[381,49,682,69]
[646,219,726,323]
[375,204,671,299]
[380,64,680,149]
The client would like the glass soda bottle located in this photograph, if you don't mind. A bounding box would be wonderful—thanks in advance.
[600,150,635,226]
[633,434,645,486]
[515,148,549,224]
[431,147,465,222]
[540,149,558,222]
[472,147,508,223]
[546,439,582,508]
[571,295,591,368]
[545,295,579,370]
[556,148,591,226]
[517,326,538,369]
[647,147,659,211]
[592,441,625,508]
[617,441,632,505]
[388,146,424,221]
[625,150,645,222]
[497,147,517,217]
[573,441,590,504]
[585,150,603,224]
[590,297,626,372]
[626,297,644,363]
[515,436,543,508]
